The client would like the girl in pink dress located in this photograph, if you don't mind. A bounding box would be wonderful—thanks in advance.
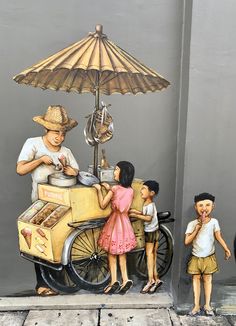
[93,161,136,294]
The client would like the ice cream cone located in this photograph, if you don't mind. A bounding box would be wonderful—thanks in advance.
[25,234,32,249]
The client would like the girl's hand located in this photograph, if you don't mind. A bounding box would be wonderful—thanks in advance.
[225,248,231,260]
[93,184,101,191]
[101,182,111,191]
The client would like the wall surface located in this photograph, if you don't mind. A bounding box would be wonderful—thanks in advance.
[0,0,182,295]
[173,0,236,307]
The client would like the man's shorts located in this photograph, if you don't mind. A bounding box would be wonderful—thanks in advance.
[187,253,218,275]
[145,230,159,243]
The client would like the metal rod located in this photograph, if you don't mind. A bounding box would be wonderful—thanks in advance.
[93,77,100,176]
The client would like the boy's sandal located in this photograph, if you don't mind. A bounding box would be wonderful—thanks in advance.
[140,281,155,294]
[118,280,133,295]
[187,309,201,317]
[148,280,163,294]
[36,287,58,296]
[103,281,120,294]
[202,306,215,316]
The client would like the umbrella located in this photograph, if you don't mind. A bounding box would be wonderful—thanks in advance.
[13,24,170,175]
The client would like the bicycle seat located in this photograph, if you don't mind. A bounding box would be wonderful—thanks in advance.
[157,211,171,220]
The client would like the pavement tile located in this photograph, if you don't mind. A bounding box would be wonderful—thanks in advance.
[167,308,181,325]
[0,311,27,326]
[23,310,98,326]
[100,308,172,326]
[226,315,236,325]
[179,315,231,325]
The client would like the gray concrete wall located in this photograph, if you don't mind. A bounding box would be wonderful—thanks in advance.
[173,0,236,306]
[0,0,182,295]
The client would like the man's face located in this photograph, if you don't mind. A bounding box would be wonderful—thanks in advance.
[45,130,65,147]
[195,199,214,217]
[140,185,154,200]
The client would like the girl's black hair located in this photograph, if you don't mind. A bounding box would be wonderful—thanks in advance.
[117,161,135,188]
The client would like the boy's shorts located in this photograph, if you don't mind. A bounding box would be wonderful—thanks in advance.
[187,253,218,274]
[145,230,159,243]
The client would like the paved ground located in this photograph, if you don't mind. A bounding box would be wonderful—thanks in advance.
[0,308,236,326]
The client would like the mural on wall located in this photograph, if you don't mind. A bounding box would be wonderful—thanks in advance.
[14,25,173,296]
[184,193,231,316]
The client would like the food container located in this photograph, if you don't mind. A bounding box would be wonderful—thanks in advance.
[48,173,77,187]
[88,165,114,182]
[78,171,100,186]
[30,203,58,225]
[19,200,47,222]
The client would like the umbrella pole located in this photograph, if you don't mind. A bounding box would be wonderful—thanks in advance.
[93,86,99,177]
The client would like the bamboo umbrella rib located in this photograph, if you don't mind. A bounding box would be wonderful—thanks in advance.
[100,38,114,70]
[86,37,100,70]
[104,39,138,74]
[72,38,98,70]
[102,39,127,73]
[60,69,78,92]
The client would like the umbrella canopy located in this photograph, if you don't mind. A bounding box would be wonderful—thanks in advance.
[13,25,170,95]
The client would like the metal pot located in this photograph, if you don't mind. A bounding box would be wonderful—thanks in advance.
[48,173,77,187]
[77,171,100,186]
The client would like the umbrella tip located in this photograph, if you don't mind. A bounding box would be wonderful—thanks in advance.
[95,24,103,35]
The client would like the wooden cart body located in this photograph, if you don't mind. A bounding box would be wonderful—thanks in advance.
[18,179,144,263]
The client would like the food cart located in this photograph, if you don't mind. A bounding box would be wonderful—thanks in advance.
[17,178,174,293]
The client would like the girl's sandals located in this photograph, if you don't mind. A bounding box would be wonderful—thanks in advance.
[36,287,58,296]
[103,281,120,294]
[118,280,133,295]
[187,309,201,317]
[140,281,155,294]
[148,280,163,294]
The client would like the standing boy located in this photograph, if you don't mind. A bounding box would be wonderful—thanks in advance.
[185,192,231,316]
[129,180,163,293]
[17,105,79,295]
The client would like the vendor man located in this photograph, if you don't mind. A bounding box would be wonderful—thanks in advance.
[17,105,79,295]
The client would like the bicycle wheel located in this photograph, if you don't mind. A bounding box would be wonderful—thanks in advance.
[67,227,110,290]
[135,225,174,279]
[40,264,80,294]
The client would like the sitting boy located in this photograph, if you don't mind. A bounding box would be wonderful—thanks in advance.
[129,180,163,293]
[185,192,231,316]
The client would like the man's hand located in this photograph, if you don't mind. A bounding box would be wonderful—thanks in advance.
[225,248,231,260]
[40,155,53,165]
[63,166,77,176]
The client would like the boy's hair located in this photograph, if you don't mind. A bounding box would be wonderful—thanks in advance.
[117,161,135,188]
[194,192,215,203]
[143,180,159,195]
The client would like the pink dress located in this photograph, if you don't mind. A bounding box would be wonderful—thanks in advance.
[98,185,137,255]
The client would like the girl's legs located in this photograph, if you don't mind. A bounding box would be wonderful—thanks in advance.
[203,274,213,310]
[108,253,117,284]
[118,253,129,284]
[192,274,201,312]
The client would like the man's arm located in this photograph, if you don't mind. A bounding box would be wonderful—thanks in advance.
[185,223,202,245]
[214,231,231,259]
[16,155,53,175]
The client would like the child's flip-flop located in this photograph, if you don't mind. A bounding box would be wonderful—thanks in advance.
[118,280,133,294]
[148,280,163,294]
[103,281,120,294]
[140,281,155,294]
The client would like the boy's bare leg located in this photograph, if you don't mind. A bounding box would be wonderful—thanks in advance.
[203,274,213,310]
[108,253,117,284]
[118,254,128,284]
[153,241,159,281]
[146,243,155,283]
[192,274,201,312]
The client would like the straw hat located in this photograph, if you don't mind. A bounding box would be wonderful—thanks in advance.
[33,105,78,131]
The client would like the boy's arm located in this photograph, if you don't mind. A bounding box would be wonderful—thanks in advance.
[184,223,202,245]
[214,231,231,260]
[129,212,152,222]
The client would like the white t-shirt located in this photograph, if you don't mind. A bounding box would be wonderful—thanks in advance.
[143,202,158,232]
[185,218,220,257]
[17,137,79,202]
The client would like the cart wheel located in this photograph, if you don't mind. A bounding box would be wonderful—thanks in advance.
[67,227,110,290]
[40,265,80,294]
[135,225,173,279]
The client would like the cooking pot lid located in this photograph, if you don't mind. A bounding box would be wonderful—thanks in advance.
[78,171,100,186]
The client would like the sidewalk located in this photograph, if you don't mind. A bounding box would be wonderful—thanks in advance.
[0,292,235,325]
